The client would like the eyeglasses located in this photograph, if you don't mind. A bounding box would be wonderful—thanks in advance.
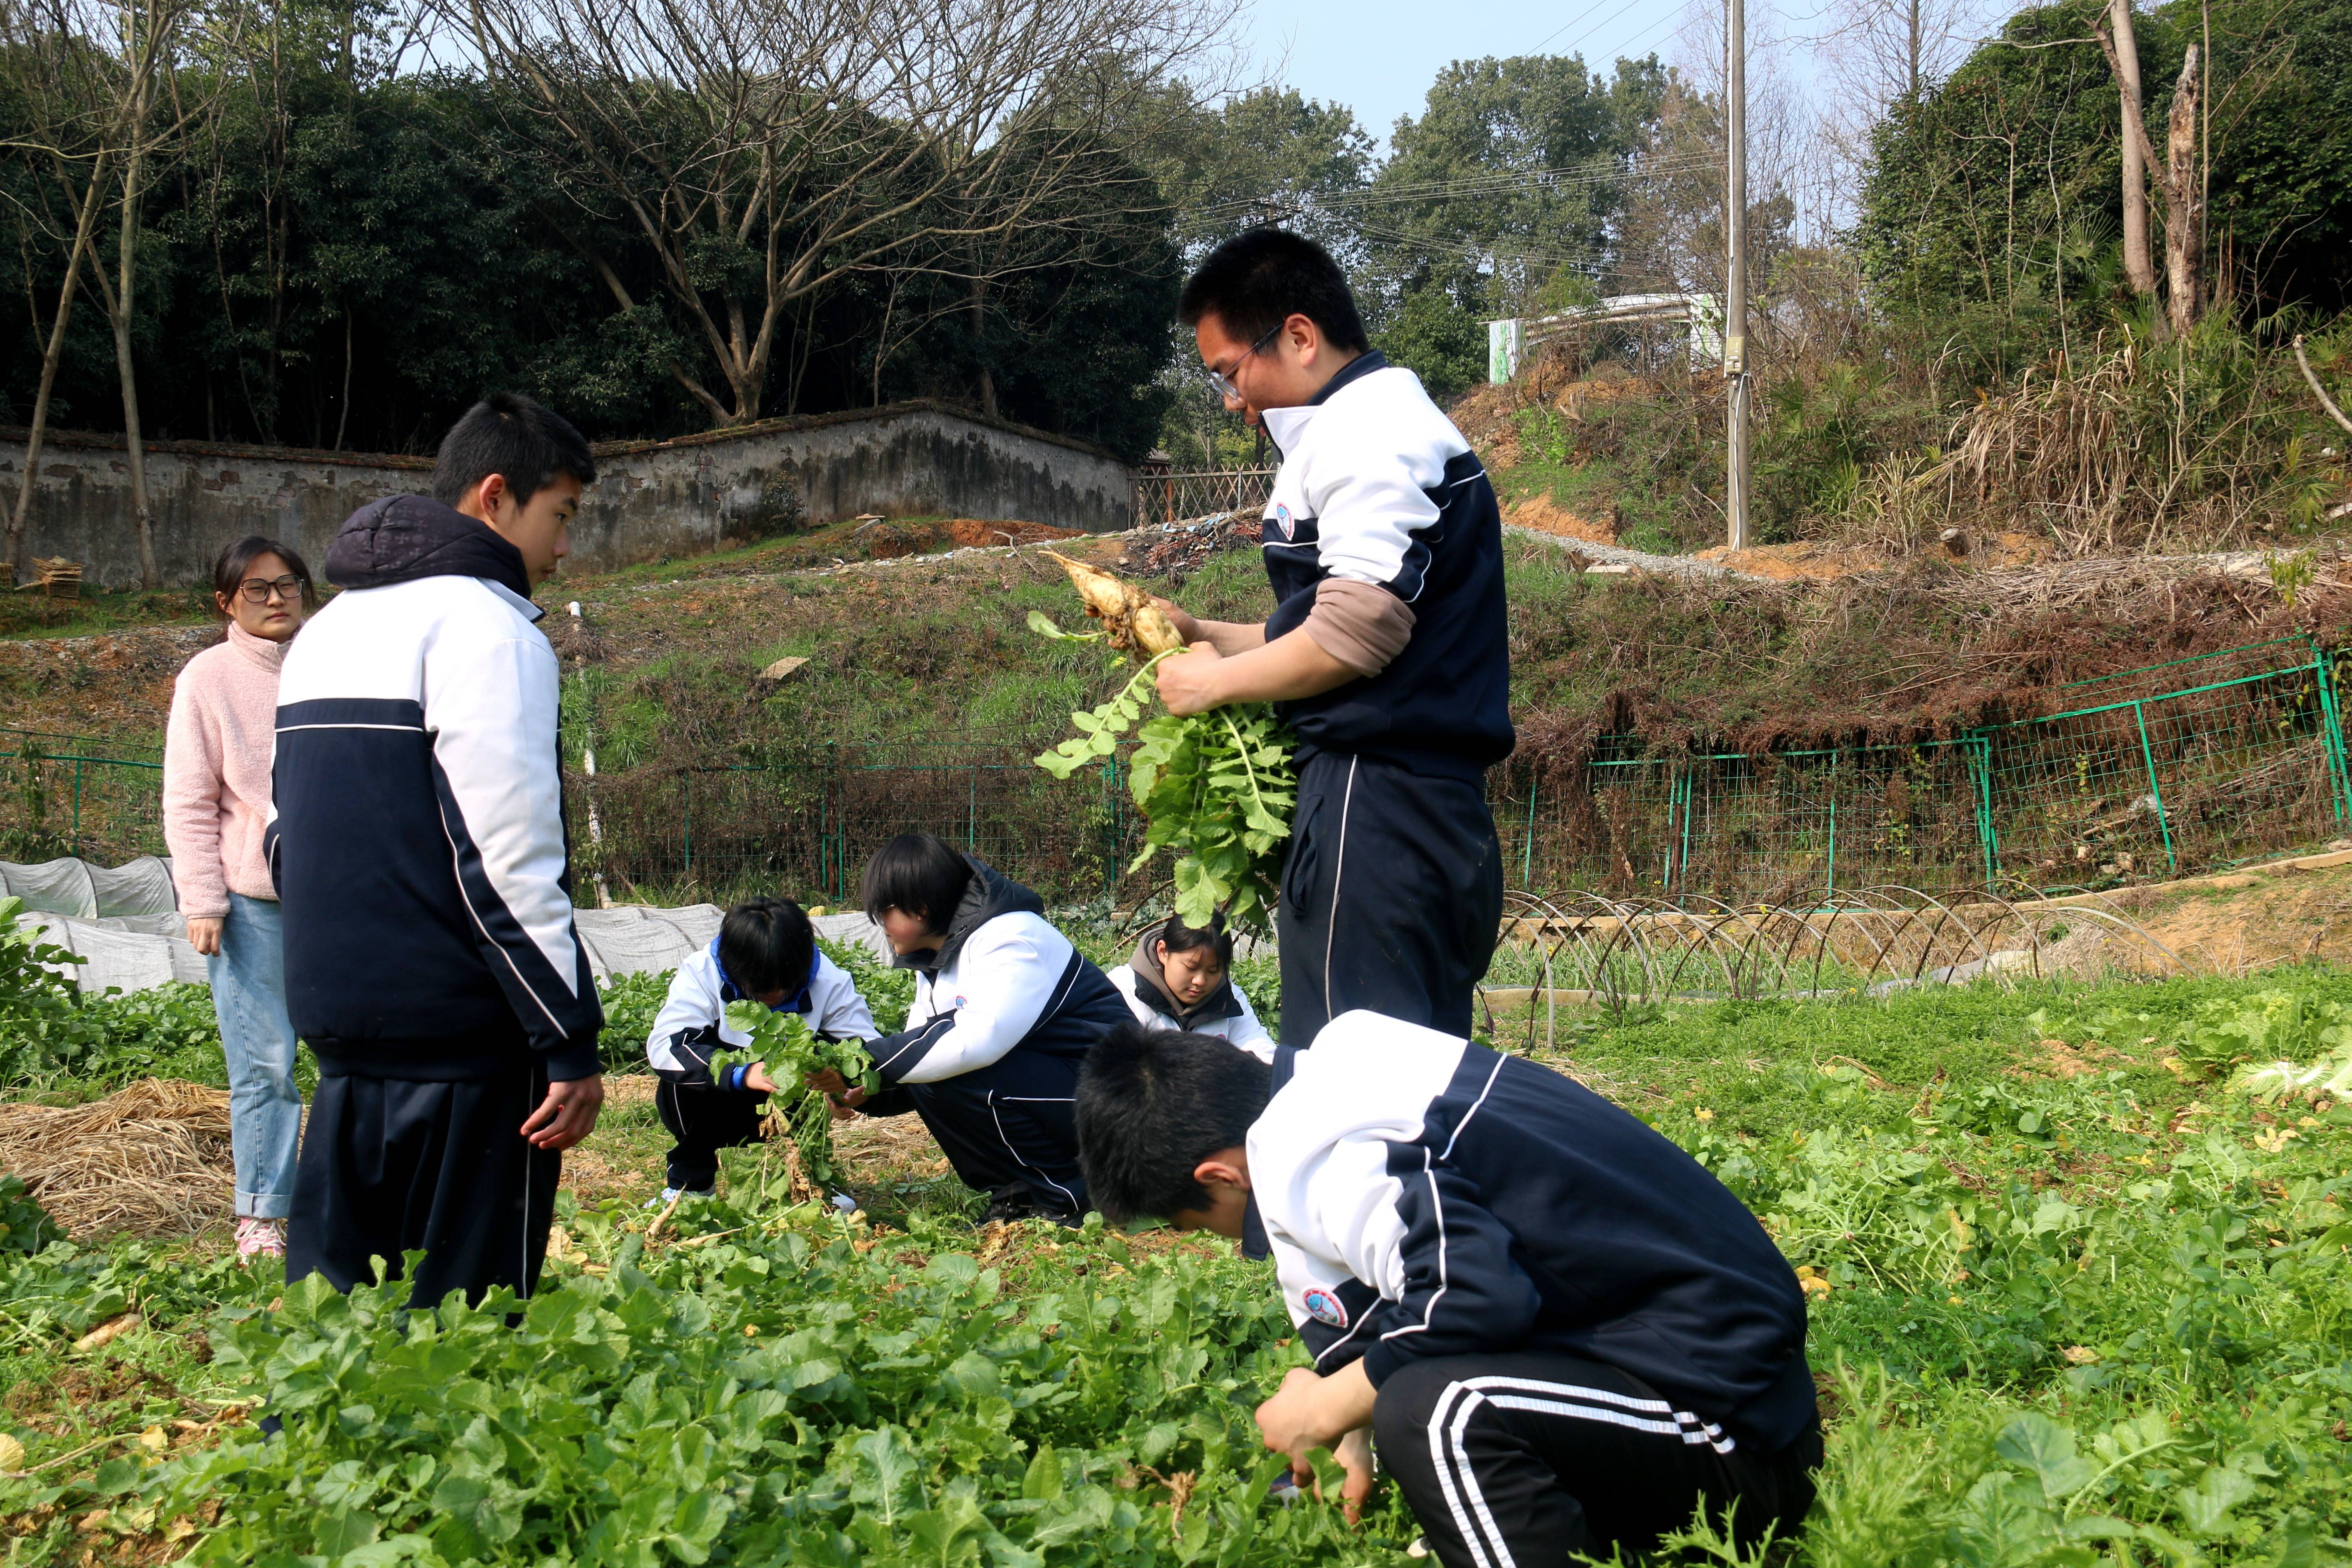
[1201,322,1284,401]
[236,575,304,604]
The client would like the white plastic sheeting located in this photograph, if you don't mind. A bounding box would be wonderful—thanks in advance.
[0,854,179,919]
[18,910,209,994]
[8,871,894,997]
[571,905,890,980]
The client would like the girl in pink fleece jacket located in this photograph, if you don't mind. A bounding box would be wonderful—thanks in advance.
[163,536,315,1260]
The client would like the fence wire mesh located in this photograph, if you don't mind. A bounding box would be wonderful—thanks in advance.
[9,637,2346,910]
[0,730,164,866]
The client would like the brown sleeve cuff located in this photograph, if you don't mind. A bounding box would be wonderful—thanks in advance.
[1303,578,1417,678]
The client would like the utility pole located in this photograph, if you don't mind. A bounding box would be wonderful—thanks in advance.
[1724,0,1751,551]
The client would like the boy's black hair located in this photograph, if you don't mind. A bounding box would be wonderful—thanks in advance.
[431,391,597,508]
[717,896,815,998]
[859,832,973,931]
[1075,1020,1272,1224]
[1155,913,1233,968]
[1176,228,1369,356]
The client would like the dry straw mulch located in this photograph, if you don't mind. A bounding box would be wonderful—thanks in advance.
[0,1078,232,1240]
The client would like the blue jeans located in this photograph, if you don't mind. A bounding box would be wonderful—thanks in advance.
[207,892,303,1220]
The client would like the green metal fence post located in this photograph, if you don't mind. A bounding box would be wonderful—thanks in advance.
[1672,768,1695,894]
[1824,795,1836,903]
[71,756,82,855]
[2132,701,2177,873]
[2313,649,2352,826]
[1520,776,1537,887]
[681,772,692,879]
[1971,737,1998,886]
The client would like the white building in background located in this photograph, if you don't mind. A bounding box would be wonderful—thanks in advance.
[1487,293,1725,382]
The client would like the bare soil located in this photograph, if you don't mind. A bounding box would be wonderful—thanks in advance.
[1505,493,1618,547]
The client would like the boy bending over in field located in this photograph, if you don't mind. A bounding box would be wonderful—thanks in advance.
[645,896,875,1204]
[1074,1012,1822,1564]
[808,833,1130,1225]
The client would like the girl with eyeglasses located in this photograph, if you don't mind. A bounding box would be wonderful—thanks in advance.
[162,535,316,1260]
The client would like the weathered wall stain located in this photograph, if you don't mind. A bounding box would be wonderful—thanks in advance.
[0,401,1136,588]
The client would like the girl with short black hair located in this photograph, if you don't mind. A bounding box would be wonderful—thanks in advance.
[811,833,1131,1224]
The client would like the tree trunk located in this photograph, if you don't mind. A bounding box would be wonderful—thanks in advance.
[971,276,997,421]
[2107,0,2158,306]
[105,138,160,590]
[2162,44,2202,338]
[1906,0,1921,98]
[7,151,111,580]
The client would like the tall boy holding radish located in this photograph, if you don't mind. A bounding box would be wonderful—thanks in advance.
[1152,229,1512,1047]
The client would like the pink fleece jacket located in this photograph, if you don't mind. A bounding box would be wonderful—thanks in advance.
[163,624,288,918]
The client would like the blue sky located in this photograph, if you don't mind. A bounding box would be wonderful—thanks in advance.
[1241,0,1709,152]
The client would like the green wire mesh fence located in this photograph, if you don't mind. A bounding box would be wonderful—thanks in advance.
[1487,634,2352,906]
[7,635,2347,910]
[575,741,1138,909]
[0,730,164,866]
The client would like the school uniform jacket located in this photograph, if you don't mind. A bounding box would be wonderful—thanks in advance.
[1249,1011,1816,1453]
[1258,351,1513,780]
[647,942,877,1089]
[861,860,1128,1086]
[269,496,603,1081]
[1105,964,1276,1064]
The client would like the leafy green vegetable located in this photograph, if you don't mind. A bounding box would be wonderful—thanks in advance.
[594,968,676,1073]
[719,1001,881,1189]
[818,934,915,1035]
[1030,619,1298,930]
[0,1174,56,1256]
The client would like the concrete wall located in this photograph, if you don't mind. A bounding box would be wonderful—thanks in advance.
[0,400,1136,588]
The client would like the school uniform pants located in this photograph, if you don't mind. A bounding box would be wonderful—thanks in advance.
[654,1081,768,1193]
[1278,751,1503,1046]
[286,1050,559,1310]
[1373,1351,1821,1567]
[859,1048,1088,1218]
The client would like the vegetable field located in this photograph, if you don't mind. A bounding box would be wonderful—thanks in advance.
[3,966,2350,1565]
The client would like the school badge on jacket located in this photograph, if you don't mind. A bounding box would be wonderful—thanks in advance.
[1265,503,1293,541]
[1301,1287,1348,1328]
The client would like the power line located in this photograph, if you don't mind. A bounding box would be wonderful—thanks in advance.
[1528,0,1633,55]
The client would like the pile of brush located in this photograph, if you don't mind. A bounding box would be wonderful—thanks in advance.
[0,1078,234,1239]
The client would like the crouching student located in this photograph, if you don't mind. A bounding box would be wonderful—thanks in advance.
[1073,1012,1821,1563]
[646,896,875,1202]
[1106,915,1274,1063]
[812,833,1130,1225]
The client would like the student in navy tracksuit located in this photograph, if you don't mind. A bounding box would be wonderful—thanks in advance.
[645,896,876,1201]
[1074,1012,1820,1564]
[271,393,604,1308]
[1155,228,1511,1047]
[812,833,1130,1224]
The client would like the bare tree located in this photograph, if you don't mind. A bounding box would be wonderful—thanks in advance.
[2095,23,2201,337]
[84,0,226,588]
[3,0,229,588]
[456,0,1237,428]
[2104,0,2158,304]
[1810,0,2006,233]
[0,0,120,579]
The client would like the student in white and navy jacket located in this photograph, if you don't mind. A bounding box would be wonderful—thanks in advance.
[1154,230,1511,1048]
[1074,1012,1821,1566]
[646,897,876,1200]
[270,393,606,1310]
[808,834,1130,1225]
[1105,915,1274,1063]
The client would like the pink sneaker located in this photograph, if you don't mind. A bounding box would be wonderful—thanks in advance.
[235,1217,287,1261]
